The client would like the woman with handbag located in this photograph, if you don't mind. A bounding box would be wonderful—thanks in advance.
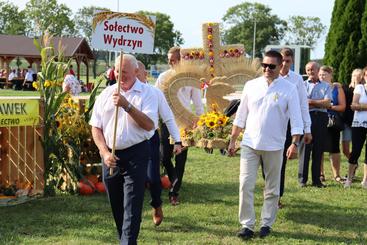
[346,67,367,189]
[319,66,346,183]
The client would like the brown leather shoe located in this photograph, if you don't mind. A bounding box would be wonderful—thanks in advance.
[153,206,163,226]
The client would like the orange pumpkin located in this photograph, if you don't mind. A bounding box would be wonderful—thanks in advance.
[161,175,171,189]
[86,175,99,184]
[80,178,96,190]
[95,182,106,193]
[78,181,94,195]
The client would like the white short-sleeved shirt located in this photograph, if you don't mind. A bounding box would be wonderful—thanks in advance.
[155,70,204,116]
[233,76,303,151]
[89,80,158,150]
[25,70,34,82]
[352,84,367,128]
[282,70,311,133]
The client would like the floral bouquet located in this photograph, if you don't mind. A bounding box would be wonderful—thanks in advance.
[191,104,232,149]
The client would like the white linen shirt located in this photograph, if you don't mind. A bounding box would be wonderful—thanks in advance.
[150,84,181,142]
[233,76,303,151]
[156,70,204,116]
[282,70,311,133]
[89,79,158,150]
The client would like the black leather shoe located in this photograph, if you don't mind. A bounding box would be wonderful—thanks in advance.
[237,227,254,240]
[259,226,271,238]
[312,183,327,188]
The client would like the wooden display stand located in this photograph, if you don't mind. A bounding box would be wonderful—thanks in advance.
[0,98,44,193]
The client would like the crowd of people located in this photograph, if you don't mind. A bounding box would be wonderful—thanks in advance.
[0,66,37,90]
[89,47,367,244]
[0,64,84,93]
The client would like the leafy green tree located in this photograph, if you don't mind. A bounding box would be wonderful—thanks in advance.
[324,0,348,65]
[324,0,364,82]
[222,2,286,57]
[0,1,26,35]
[136,11,184,66]
[74,6,110,78]
[283,16,326,49]
[338,32,360,83]
[357,2,367,69]
[74,6,110,43]
[23,0,75,36]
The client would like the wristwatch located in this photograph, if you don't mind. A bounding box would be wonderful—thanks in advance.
[292,141,300,148]
[174,141,182,146]
[124,103,133,113]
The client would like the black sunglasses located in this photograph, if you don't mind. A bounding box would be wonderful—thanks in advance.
[261,63,277,70]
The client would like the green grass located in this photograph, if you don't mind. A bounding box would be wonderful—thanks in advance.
[0,148,366,244]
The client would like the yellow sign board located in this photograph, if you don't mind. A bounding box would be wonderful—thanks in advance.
[0,99,39,127]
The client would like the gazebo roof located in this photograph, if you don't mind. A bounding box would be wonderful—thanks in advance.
[0,34,94,60]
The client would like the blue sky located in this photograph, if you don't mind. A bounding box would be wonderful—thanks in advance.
[12,0,334,58]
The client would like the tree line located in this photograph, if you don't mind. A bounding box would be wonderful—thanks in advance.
[324,0,367,84]
[0,0,325,71]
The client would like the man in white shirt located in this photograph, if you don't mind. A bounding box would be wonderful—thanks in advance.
[90,54,158,244]
[23,66,34,89]
[228,50,303,240]
[136,60,182,226]
[155,47,204,205]
[8,69,16,81]
[277,48,312,208]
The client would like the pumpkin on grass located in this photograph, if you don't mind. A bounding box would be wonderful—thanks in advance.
[161,175,171,189]
[78,178,95,195]
[86,175,99,184]
[95,182,106,193]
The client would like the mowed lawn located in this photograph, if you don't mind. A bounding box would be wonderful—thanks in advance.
[0,147,366,245]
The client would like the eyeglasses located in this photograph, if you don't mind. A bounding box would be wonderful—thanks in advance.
[261,63,277,70]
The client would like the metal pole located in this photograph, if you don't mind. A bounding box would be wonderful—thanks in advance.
[252,19,256,59]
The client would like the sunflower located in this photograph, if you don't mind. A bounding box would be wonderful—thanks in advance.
[32,81,39,90]
[216,115,229,127]
[44,80,51,87]
[55,120,62,129]
[180,128,187,138]
[205,116,217,129]
[197,118,205,126]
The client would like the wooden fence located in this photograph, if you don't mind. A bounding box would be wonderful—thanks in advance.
[0,98,44,192]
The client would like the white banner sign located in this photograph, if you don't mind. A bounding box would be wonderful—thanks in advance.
[91,11,156,54]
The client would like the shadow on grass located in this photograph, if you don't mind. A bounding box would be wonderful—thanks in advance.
[283,198,367,243]
[176,181,239,206]
[0,194,116,244]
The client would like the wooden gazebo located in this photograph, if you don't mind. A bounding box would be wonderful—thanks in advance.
[0,34,95,84]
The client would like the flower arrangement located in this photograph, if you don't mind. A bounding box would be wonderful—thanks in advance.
[191,104,232,149]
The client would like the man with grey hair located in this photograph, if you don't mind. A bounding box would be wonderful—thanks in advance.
[90,54,158,244]
[298,61,331,188]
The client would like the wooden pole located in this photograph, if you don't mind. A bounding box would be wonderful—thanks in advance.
[110,51,124,175]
